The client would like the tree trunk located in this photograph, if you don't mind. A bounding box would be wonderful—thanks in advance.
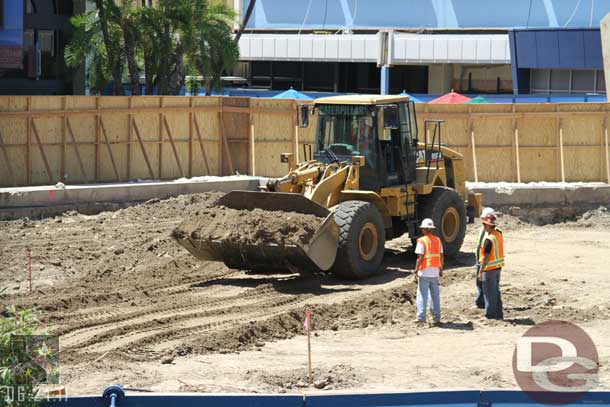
[95,0,122,95]
[168,44,186,95]
[122,21,140,96]
[156,23,172,95]
[144,52,155,95]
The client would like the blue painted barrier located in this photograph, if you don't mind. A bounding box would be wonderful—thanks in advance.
[42,387,610,407]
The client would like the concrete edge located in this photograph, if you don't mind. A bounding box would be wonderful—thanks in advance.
[0,178,265,221]
[469,185,610,207]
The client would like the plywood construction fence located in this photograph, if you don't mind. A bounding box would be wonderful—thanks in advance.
[1,96,610,187]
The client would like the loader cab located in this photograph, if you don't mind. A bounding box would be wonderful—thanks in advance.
[312,97,418,191]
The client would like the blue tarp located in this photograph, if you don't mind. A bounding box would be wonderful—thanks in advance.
[399,92,424,103]
[272,87,313,100]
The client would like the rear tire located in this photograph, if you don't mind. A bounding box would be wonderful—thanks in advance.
[331,201,385,280]
[417,187,467,257]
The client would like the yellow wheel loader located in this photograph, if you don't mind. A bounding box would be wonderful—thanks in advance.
[177,95,482,279]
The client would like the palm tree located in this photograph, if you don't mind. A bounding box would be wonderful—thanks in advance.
[193,3,240,95]
[117,1,141,96]
[66,0,241,96]
[65,11,113,94]
[94,0,123,95]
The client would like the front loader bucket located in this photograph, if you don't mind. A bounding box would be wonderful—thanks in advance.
[217,191,331,217]
[174,191,339,272]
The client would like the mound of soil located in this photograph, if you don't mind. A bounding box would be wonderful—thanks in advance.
[178,285,413,357]
[172,206,323,247]
[246,364,362,391]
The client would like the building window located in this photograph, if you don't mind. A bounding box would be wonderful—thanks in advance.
[531,69,603,94]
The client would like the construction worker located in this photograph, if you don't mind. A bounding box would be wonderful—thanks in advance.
[474,207,501,308]
[478,213,505,320]
[414,218,443,325]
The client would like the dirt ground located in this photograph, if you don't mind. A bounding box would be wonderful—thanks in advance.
[1,194,609,395]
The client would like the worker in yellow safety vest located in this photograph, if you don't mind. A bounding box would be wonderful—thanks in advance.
[414,218,444,325]
[474,207,502,309]
[478,213,505,320]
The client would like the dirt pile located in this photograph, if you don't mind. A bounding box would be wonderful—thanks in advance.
[246,364,362,391]
[172,206,323,248]
[0,192,224,303]
[500,205,610,227]
[179,285,413,357]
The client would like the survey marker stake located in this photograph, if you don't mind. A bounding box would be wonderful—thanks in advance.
[304,309,312,386]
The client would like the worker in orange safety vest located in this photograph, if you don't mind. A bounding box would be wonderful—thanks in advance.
[414,218,444,325]
[474,207,502,309]
[478,213,505,320]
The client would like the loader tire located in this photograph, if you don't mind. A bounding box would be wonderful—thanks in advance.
[418,187,466,257]
[331,201,385,280]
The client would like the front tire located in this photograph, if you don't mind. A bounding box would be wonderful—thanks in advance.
[331,201,385,280]
[418,187,467,257]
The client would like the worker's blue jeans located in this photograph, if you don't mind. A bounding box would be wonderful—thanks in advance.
[482,268,503,320]
[416,276,441,322]
[475,265,485,308]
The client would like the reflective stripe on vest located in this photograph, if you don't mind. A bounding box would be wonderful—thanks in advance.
[479,229,504,271]
[417,235,442,270]
[476,227,502,262]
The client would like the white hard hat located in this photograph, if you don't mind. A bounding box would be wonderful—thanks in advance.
[420,218,436,229]
[481,207,495,219]
[482,213,498,227]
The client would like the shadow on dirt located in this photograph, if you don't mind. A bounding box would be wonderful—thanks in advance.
[191,267,408,295]
[190,247,477,295]
[437,321,475,331]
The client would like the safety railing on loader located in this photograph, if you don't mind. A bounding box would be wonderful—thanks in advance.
[420,119,445,184]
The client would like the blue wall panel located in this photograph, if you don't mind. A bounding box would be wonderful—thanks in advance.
[536,31,560,68]
[511,29,603,70]
[583,30,603,69]
[557,31,585,68]
[514,31,538,67]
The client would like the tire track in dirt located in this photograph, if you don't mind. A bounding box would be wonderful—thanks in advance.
[59,286,289,349]
[48,268,239,329]
[61,286,314,362]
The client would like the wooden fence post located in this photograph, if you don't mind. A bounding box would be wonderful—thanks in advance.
[512,105,521,183]
[127,97,132,180]
[159,97,163,179]
[95,97,100,182]
[218,106,223,176]
[60,96,66,182]
[468,108,478,183]
[559,119,565,182]
[605,116,610,184]
[188,98,193,178]
[249,107,255,175]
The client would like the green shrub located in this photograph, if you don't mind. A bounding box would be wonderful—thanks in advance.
[0,306,57,407]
